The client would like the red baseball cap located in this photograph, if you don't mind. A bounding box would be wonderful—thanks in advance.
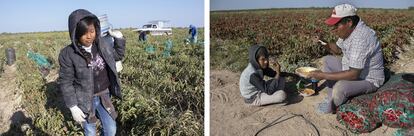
[325,4,357,26]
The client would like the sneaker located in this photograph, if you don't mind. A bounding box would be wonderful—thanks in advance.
[316,100,333,114]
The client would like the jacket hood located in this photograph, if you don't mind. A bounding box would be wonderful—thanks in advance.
[68,9,100,48]
[248,44,268,70]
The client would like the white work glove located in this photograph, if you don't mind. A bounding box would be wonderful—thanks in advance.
[115,61,123,72]
[69,106,86,124]
[108,29,123,39]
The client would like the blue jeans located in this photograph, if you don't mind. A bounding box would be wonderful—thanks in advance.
[190,35,197,44]
[82,94,116,136]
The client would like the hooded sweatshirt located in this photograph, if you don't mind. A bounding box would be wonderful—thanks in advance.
[58,9,125,113]
[239,45,280,103]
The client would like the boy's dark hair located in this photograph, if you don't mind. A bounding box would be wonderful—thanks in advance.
[337,15,360,28]
[75,17,99,64]
[255,47,268,60]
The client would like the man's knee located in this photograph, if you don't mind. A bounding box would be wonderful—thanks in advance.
[332,81,348,106]
[322,55,336,65]
[321,55,337,71]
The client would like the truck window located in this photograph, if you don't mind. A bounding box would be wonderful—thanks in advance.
[143,24,151,28]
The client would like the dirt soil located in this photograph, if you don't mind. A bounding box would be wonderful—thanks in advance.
[210,69,400,136]
[0,64,23,133]
[0,65,59,134]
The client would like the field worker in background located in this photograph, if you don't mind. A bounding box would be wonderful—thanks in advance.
[139,30,149,42]
[239,45,287,106]
[163,32,173,57]
[188,24,197,44]
[164,32,173,49]
[308,4,385,114]
[58,9,126,136]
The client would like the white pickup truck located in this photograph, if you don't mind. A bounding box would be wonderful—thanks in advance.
[133,20,172,36]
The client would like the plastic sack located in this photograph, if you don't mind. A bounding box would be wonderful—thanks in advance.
[162,40,173,57]
[145,44,155,54]
[394,128,414,136]
[337,73,414,133]
[373,74,414,128]
[27,50,51,77]
[336,93,381,133]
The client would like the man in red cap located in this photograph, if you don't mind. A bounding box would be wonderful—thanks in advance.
[309,4,385,114]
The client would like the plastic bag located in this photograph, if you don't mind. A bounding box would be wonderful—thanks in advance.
[27,50,52,77]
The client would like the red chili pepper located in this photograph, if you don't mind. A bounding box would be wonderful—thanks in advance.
[383,109,403,122]
[341,112,364,129]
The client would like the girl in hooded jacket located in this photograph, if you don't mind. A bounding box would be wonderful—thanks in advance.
[58,9,125,136]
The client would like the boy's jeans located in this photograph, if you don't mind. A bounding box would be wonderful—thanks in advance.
[82,94,116,136]
[190,35,197,44]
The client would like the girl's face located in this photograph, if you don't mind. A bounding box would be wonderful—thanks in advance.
[79,24,96,47]
[257,56,269,69]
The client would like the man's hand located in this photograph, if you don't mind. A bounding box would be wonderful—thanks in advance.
[318,40,328,46]
[308,70,324,80]
[312,35,328,46]
[308,68,361,81]
[69,106,86,124]
[109,29,123,39]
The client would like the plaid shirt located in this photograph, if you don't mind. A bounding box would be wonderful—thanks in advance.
[336,20,385,87]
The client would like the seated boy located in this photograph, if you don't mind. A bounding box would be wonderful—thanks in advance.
[239,45,287,106]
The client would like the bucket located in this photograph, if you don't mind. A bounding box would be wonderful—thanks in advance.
[5,48,16,65]
[98,14,112,36]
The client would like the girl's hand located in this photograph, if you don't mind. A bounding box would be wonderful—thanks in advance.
[274,61,281,75]
[269,58,280,74]
[109,29,123,39]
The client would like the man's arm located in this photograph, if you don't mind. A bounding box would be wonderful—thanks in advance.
[316,36,341,55]
[323,41,342,55]
[309,67,361,81]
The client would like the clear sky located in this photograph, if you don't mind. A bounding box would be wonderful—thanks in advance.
[0,0,204,33]
[211,0,414,11]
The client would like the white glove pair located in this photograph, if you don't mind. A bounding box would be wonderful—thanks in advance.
[69,106,86,124]
[108,29,123,39]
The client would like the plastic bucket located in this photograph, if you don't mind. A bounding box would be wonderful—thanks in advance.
[98,14,112,36]
[5,48,16,65]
